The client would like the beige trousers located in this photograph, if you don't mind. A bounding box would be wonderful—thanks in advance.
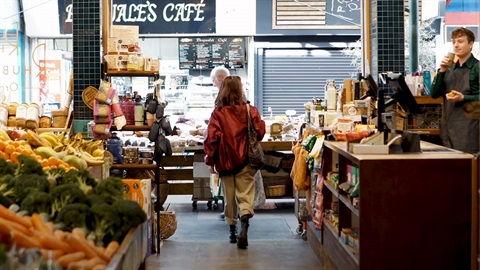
[221,164,255,225]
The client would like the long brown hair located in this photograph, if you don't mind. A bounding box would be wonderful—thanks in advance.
[215,76,247,110]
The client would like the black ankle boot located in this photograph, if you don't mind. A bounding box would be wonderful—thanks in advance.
[229,225,237,243]
[237,216,250,249]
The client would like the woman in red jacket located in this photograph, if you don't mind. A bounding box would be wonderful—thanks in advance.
[204,76,266,249]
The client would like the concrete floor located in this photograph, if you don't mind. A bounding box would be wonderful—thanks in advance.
[145,195,322,270]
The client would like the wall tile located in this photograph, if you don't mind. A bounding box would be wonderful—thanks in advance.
[73,0,101,120]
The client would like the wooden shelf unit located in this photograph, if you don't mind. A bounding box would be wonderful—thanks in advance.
[308,140,474,270]
[405,96,443,136]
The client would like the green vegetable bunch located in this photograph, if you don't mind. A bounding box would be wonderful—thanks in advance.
[49,183,86,219]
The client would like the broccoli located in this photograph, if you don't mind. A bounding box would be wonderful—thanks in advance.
[89,203,120,246]
[14,155,44,176]
[0,157,17,175]
[85,193,105,207]
[14,174,50,204]
[44,168,65,186]
[55,203,91,232]
[93,177,125,204]
[111,199,147,242]
[49,183,86,219]
[0,175,16,200]
[20,191,52,218]
[61,169,97,194]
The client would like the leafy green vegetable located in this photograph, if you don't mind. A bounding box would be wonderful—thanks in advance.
[93,177,125,204]
[111,199,147,242]
[61,169,97,194]
[44,168,65,186]
[49,183,86,219]
[89,203,120,246]
[85,194,105,207]
[0,175,16,200]
[14,174,50,204]
[55,203,91,232]
[0,157,17,175]
[14,155,44,176]
[20,191,52,216]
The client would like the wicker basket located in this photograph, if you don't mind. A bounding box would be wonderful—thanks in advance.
[39,116,52,128]
[265,185,286,197]
[158,182,169,208]
[52,108,69,128]
[160,211,177,240]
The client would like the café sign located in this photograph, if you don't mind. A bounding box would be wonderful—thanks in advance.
[58,0,216,35]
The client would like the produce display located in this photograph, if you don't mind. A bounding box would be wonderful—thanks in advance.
[0,131,147,269]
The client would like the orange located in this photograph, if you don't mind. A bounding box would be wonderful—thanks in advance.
[10,152,20,163]
[47,157,59,167]
[0,151,8,160]
[4,145,15,155]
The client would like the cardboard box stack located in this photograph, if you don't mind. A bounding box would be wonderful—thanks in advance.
[105,25,159,72]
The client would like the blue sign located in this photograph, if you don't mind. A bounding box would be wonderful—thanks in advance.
[58,0,216,35]
[43,102,61,117]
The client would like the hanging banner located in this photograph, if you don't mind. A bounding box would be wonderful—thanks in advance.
[58,0,216,35]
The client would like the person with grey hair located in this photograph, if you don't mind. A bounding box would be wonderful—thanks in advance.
[210,66,230,89]
[210,65,230,221]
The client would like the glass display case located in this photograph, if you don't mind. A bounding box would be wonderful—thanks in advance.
[161,76,218,121]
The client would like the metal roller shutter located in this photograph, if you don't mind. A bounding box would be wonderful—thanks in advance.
[257,48,356,117]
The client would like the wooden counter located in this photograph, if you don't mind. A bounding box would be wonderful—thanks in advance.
[308,140,474,270]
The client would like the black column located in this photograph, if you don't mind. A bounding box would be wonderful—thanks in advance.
[73,0,101,124]
[370,0,405,96]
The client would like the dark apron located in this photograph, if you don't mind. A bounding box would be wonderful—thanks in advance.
[442,67,479,153]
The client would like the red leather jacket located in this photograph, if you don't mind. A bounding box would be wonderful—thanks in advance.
[204,103,266,176]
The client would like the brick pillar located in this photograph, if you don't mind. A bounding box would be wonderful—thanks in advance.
[72,0,101,128]
[370,0,405,95]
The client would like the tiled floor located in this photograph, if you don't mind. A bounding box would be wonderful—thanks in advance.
[145,195,322,270]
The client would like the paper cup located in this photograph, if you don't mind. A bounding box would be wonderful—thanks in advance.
[446,52,455,67]
[447,52,455,61]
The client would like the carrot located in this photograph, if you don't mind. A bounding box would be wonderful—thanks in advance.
[87,238,96,248]
[10,229,41,248]
[45,221,54,234]
[38,233,74,253]
[64,233,109,263]
[68,257,105,270]
[71,227,86,239]
[22,215,33,228]
[0,223,12,235]
[40,249,65,260]
[53,229,64,239]
[86,238,104,255]
[0,204,31,228]
[0,217,32,236]
[31,213,50,234]
[104,240,120,260]
[56,251,85,268]
[97,246,105,254]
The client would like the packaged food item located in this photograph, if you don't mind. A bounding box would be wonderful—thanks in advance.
[7,116,16,127]
[15,103,28,128]
[39,116,52,128]
[52,108,69,128]
[8,102,18,116]
[26,103,40,129]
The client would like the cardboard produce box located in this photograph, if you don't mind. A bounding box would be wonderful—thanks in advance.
[122,179,152,218]
[108,25,139,54]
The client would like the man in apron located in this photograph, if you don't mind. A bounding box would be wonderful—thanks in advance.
[431,27,479,154]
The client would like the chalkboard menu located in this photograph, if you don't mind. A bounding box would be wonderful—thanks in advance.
[179,37,245,70]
